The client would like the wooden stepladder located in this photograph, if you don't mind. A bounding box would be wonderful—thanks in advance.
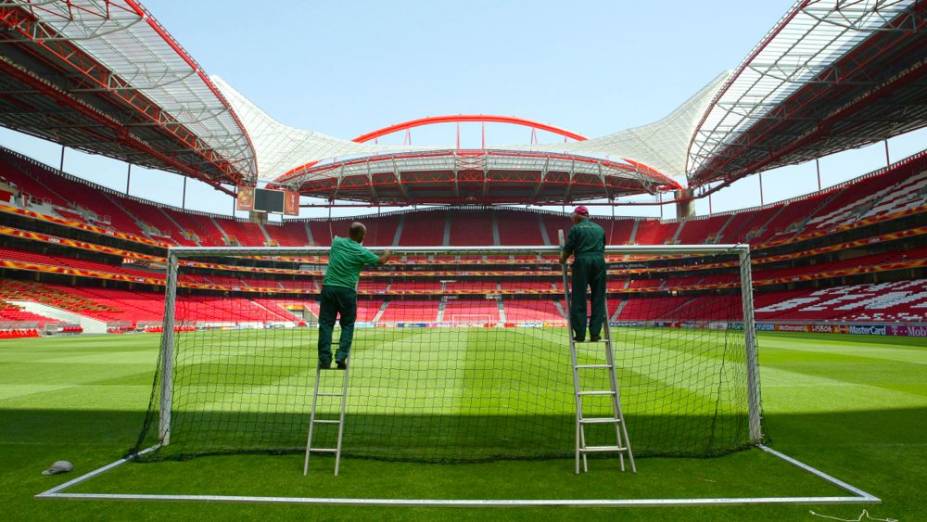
[303,356,350,476]
[558,229,636,474]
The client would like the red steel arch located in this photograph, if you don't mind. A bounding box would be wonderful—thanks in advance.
[351,114,588,143]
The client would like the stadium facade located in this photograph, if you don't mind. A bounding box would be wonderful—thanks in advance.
[0,0,925,339]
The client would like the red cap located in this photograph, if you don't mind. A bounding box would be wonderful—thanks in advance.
[573,205,589,216]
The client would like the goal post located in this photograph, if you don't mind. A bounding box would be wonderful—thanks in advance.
[137,243,762,463]
[738,247,762,443]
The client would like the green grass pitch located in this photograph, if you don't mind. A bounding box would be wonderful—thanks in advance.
[148,326,751,462]
[1,331,924,520]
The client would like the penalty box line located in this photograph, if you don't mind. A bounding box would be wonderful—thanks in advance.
[36,444,879,508]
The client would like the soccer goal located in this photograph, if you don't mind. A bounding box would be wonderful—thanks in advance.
[38,243,878,507]
[131,243,761,462]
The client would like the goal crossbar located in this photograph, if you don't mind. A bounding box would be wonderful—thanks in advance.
[166,243,750,258]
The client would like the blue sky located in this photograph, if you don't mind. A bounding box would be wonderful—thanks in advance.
[2,0,925,220]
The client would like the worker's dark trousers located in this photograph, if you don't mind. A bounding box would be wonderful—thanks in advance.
[570,255,607,341]
[317,285,357,365]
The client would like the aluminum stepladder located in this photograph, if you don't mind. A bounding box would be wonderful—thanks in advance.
[559,229,636,474]
[303,351,350,477]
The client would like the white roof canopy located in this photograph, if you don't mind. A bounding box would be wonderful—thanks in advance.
[213,73,729,187]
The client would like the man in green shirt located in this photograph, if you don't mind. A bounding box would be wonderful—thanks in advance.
[318,222,391,369]
[559,206,607,342]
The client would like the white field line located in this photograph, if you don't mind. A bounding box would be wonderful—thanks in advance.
[36,445,879,508]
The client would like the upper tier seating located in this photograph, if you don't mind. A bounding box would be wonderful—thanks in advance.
[264,222,309,246]
[541,214,574,246]
[2,145,926,251]
[160,209,226,246]
[676,214,731,244]
[305,218,405,246]
[116,199,196,245]
[449,211,493,245]
[807,170,927,233]
[498,212,543,245]
[362,215,401,246]
[0,152,142,234]
[218,219,267,246]
[634,220,679,244]
[399,212,446,246]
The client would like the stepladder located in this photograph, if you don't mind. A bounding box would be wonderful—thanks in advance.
[303,355,350,476]
[558,229,636,474]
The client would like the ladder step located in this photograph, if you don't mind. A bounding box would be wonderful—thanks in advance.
[580,417,621,424]
[312,419,340,424]
[577,390,615,396]
[308,448,338,453]
[316,392,344,397]
[580,445,627,453]
[575,364,612,369]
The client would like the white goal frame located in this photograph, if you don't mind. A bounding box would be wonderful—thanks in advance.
[37,243,879,508]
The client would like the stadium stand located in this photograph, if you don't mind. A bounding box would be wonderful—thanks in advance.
[542,213,574,246]
[398,211,445,246]
[498,210,543,245]
[263,222,308,246]
[449,210,494,246]
[0,143,925,334]
[443,298,500,324]
[607,218,637,245]
[755,280,927,323]
[0,328,41,339]
[501,299,564,322]
[217,218,267,246]
[676,214,732,244]
[0,300,56,325]
[362,214,402,247]
[378,300,439,323]
[634,219,680,245]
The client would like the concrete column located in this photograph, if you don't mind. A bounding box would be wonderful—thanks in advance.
[675,188,694,219]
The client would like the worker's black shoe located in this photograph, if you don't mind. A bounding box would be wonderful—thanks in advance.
[336,360,348,370]
[590,336,601,342]
[319,361,332,370]
[573,336,585,343]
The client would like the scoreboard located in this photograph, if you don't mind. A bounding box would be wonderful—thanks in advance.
[236,187,299,215]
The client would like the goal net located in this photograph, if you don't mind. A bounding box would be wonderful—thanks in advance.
[134,244,761,463]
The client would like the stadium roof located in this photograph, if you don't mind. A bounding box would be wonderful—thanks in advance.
[272,149,681,206]
[215,74,726,188]
[687,0,927,187]
[0,0,256,193]
[214,74,728,204]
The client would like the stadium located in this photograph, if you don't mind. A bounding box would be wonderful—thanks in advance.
[0,0,925,519]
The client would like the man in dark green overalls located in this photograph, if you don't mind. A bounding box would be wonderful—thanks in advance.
[318,222,391,369]
[559,206,607,342]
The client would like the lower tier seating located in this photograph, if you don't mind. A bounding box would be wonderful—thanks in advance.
[755,279,927,323]
[1,278,925,328]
